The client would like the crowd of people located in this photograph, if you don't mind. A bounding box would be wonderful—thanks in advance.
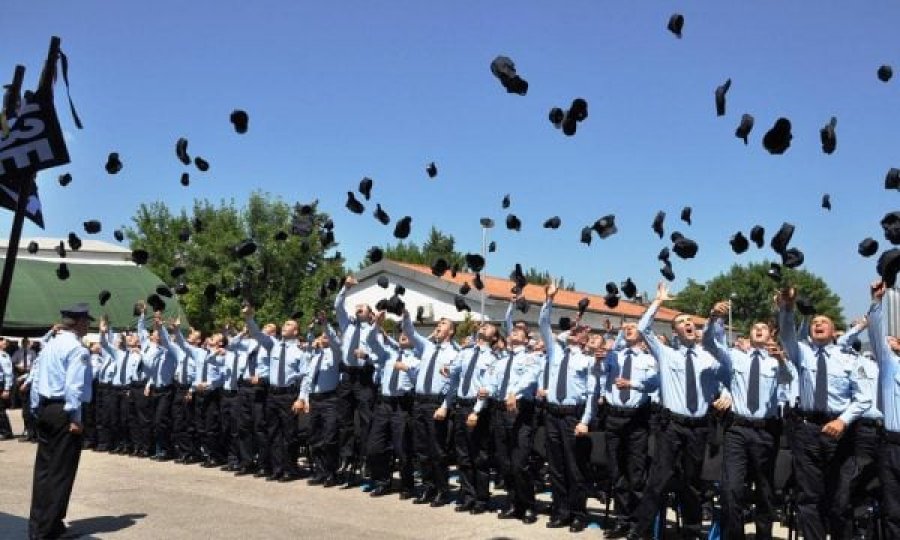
[10,276,900,540]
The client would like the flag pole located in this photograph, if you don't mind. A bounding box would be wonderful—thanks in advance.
[0,172,36,332]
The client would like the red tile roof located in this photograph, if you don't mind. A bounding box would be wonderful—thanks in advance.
[391,260,695,323]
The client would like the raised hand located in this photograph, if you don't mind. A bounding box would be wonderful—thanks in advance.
[545,279,559,299]
[872,280,887,302]
[710,301,730,318]
[655,281,673,303]
[345,275,358,288]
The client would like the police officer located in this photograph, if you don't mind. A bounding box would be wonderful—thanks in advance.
[628,282,726,540]
[366,313,418,498]
[93,334,118,452]
[401,309,458,507]
[158,320,200,464]
[601,322,658,538]
[99,320,135,454]
[245,305,308,482]
[188,332,227,468]
[491,322,542,524]
[141,313,176,461]
[229,328,267,476]
[27,304,93,540]
[777,286,871,539]
[703,302,790,540]
[134,307,165,459]
[438,322,499,515]
[295,313,343,486]
[0,337,14,439]
[868,279,900,537]
[538,281,597,533]
[81,340,103,448]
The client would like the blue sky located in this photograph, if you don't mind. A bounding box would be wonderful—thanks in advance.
[4,1,900,320]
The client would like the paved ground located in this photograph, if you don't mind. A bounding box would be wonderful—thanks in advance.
[0,414,792,539]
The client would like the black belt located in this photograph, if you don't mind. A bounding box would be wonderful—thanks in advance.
[341,365,370,374]
[857,418,883,429]
[546,402,585,416]
[381,394,414,407]
[309,390,337,401]
[238,380,266,388]
[606,405,647,418]
[152,384,174,392]
[663,409,708,427]
[884,430,900,445]
[455,398,478,408]
[269,386,296,395]
[730,414,779,429]
[221,389,239,397]
[174,383,193,391]
[129,381,146,389]
[38,396,65,407]
[794,409,841,425]
[415,394,444,405]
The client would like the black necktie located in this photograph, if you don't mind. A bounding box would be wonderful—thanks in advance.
[814,347,828,411]
[422,345,440,395]
[461,348,481,396]
[278,342,287,386]
[748,350,761,414]
[181,349,190,384]
[310,350,325,391]
[620,349,634,404]
[231,354,239,388]
[498,354,515,398]
[119,351,130,385]
[347,323,361,365]
[389,358,402,394]
[543,356,550,391]
[201,352,209,383]
[556,348,571,402]
[685,348,698,414]
[248,349,258,378]
[878,371,885,413]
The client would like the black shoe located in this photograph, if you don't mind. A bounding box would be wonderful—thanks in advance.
[413,489,435,505]
[547,517,572,528]
[606,523,631,538]
[369,485,390,497]
[254,469,272,478]
[200,460,220,468]
[430,491,452,508]
[135,450,151,458]
[265,473,280,482]
[470,502,487,515]
[235,466,255,476]
[174,456,187,464]
[521,508,538,525]
[498,508,522,520]
[399,490,414,500]
[569,518,586,533]
[278,472,301,482]
[323,476,339,488]
[455,500,475,513]
[182,455,201,465]
[307,475,325,486]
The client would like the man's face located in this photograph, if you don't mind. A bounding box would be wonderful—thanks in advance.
[90,343,101,354]
[749,323,771,347]
[149,329,161,344]
[356,304,372,321]
[0,338,6,351]
[587,334,605,354]
[399,334,413,349]
[888,336,900,354]
[476,323,497,345]
[187,330,202,346]
[282,320,299,339]
[810,315,836,343]
[126,334,140,349]
[623,322,640,344]
[434,319,455,341]
[567,326,590,347]
[208,333,225,350]
[672,315,696,343]
[263,323,277,337]
[509,328,528,347]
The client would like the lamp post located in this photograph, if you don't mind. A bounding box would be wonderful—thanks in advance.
[479,218,494,323]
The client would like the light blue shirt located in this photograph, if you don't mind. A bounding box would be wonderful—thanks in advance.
[442,344,497,414]
[158,325,194,386]
[100,332,137,387]
[0,351,12,391]
[194,350,226,390]
[368,334,418,397]
[298,334,343,401]
[487,345,541,401]
[638,302,725,418]
[778,307,871,425]
[245,317,307,386]
[138,314,174,387]
[334,286,376,368]
[600,346,659,408]
[539,299,597,425]
[401,313,457,396]
[868,301,898,430]
[703,318,789,419]
[34,329,89,422]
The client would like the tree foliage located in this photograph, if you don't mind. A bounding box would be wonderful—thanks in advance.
[127,192,346,333]
[517,267,576,291]
[669,261,845,335]
[365,226,467,269]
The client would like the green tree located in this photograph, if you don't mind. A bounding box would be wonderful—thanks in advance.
[364,226,466,268]
[669,261,845,335]
[127,192,345,333]
[517,267,576,290]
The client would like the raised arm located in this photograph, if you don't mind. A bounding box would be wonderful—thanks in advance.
[776,289,802,370]
[538,281,558,359]
[136,308,150,348]
[638,282,670,360]
[702,302,732,370]
[504,299,515,336]
[868,281,895,373]
[401,310,428,354]
[836,318,868,349]
[243,306,274,351]
[334,276,357,332]
[99,319,117,358]
[64,346,89,423]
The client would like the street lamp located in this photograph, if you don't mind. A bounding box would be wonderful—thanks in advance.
[479,218,494,323]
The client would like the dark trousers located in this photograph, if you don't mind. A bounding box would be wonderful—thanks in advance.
[172,387,198,459]
[413,398,449,493]
[195,389,223,462]
[128,383,153,453]
[104,387,129,450]
[237,384,268,470]
[80,381,98,445]
[28,401,82,539]
[879,436,900,539]
[95,385,111,449]
[835,422,880,538]
[605,411,650,527]
[545,408,592,522]
[493,401,537,511]
[22,392,36,438]
[267,390,299,476]
[337,367,375,463]
[307,392,340,479]
[633,419,709,538]
[721,423,779,540]
[151,386,174,455]
[453,403,492,504]
[790,418,853,540]
[220,391,241,464]
[368,396,415,491]
[0,392,13,437]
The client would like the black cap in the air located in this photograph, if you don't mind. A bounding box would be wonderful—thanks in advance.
[770,222,795,255]
[426,162,438,178]
[131,249,149,266]
[83,220,101,234]
[543,216,561,229]
[515,297,529,313]
[234,240,257,259]
[667,13,684,38]
[473,273,484,291]
[274,230,288,242]
[592,215,617,239]
[377,276,390,289]
[346,192,365,214]
[55,241,66,258]
[114,229,124,242]
[604,293,621,309]
[730,232,749,254]
[660,261,675,282]
[577,297,590,317]
[796,297,816,316]
[395,284,406,296]
[652,211,665,238]
[621,278,637,299]
[715,78,731,117]
[821,194,831,211]
[454,295,471,312]
[886,168,900,190]
[506,214,521,232]
[105,152,123,174]
[230,109,249,134]
[431,258,449,277]
[782,247,804,269]
[763,117,793,154]
[466,253,485,273]
[175,283,189,295]
[176,138,190,165]
[502,194,511,209]
[68,233,82,251]
[878,248,900,287]
[580,227,592,245]
[680,207,692,226]
[58,173,72,187]
[146,293,166,312]
[374,204,390,225]
[156,285,173,298]
[672,236,699,259]
[820,117,837,155]
[490,55,529,96]
[359,177,373,200]
[658,247,670,262]
[194,156,209,172]
[488,241,496,253]
[368,246,384,264]
[878,65,893,82]
[882,212,900,244]
[26,241,38,254]
[459,282,471,296]
[558,317,572,331]
[767,263,782,282]
[394,216,412,239]
[99,290,111,306]
[750,225,765,248]
[735,114,754,145]
[859,238,879,257]
[56,263,69,280]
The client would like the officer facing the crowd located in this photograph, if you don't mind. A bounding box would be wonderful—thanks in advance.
[27,303,93,540]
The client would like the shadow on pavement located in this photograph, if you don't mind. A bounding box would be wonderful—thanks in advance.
[68,513,147,538]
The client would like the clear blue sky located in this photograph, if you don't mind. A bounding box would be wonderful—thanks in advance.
[5,1,900,321]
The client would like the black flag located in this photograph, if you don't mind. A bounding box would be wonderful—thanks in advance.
[0,174,43,227]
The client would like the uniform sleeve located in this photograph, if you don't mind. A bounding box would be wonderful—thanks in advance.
[778,307,802,372]
[335,286,351,332]
[402,312,428,354]
[702,318,732,370]
[245,317,274,351]
[64,347,89,423]
[638,302,666,364]
[841,358,873,425]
